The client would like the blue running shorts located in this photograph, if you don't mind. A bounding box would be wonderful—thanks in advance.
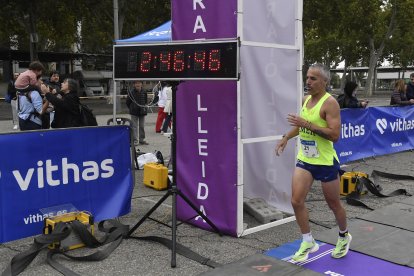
[296,158,340,182]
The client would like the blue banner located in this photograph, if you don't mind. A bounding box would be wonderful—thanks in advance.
[336,106,414,163]
[0,126,133,242]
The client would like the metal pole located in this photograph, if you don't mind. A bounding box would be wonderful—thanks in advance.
[113,0,119,123]
[113,0,119,40]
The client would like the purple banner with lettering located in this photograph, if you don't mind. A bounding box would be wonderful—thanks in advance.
[171,0,237,40]
[175,81,238,236]
[172,0,238,235]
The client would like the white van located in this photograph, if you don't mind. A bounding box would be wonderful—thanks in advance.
[81,80,105,97]
[73,70,105,97]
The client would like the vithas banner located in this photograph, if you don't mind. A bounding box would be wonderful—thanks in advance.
[336,106,414,163]
[0,126,133,242]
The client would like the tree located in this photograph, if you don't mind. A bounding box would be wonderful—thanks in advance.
[0,0,170,55]
[0,0,84,54]
[361,1,397,96]
[303,0,414,96]
[383,0,414,70]
[77,0,170,54]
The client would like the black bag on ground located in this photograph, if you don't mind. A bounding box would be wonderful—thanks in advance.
[79,103,98,126]
[154,150,164,165]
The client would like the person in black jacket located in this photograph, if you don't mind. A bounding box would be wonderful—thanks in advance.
[126,80,148,145]
[337,81,368,108]
[41,78,82,128]
[406,73,414,100]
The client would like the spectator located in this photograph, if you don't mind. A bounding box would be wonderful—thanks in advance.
[161,86,173,134]
[406,73,414,100]
[38,71,58,129]
[390,79,414,106]
[126,80,149,145]
[44,70,61,94]
[155,82,169,133]
[7,72,20,130]
[43,70,62,127]
[17,75,49,131]
[337,81,368,108]
[41,78,82,128]
[15,61,44,91]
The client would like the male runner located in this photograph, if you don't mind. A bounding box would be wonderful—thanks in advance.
[275,63,351,262]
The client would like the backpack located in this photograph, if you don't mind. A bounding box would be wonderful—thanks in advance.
[17,90,41,120]
[79,103,98,126]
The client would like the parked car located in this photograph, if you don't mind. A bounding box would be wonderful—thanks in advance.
[72,70,105,97]
[80,80,105,97]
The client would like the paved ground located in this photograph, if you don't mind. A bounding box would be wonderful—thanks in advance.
[0,95,413,275]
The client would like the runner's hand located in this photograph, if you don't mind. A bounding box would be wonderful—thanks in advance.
[287,113,307,128]
[275,137,288,156]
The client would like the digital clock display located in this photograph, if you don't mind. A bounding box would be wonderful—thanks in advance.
[114,40,239,80]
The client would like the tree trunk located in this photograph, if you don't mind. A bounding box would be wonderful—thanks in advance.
[365,41,378,97]
[29,2,38,61]
[365,5,397,97]
[340,59,348,90]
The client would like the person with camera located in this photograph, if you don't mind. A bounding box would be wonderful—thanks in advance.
[41,78,82,128]
[126,80,149,145]
[275,64,351,262]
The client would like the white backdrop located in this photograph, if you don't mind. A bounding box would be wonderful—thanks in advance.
[238,0,302,235]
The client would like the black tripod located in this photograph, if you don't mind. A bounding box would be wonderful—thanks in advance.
[127,83,222,267]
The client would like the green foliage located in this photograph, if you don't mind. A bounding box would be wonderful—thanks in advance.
[0,0,170,55]
[384,0,414,68]
[303,0,414,69]
[2,0,414,73]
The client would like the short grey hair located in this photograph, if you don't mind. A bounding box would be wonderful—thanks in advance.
[309,63,330,82]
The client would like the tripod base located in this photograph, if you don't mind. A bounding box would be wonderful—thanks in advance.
[128,184,222,267]
[128,83,222,267]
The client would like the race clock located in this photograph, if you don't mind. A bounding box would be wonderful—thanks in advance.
[114,39,239,80]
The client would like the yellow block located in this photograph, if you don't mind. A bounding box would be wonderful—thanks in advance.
[340,172,368,195]
[143,163,168,190]
[44,211,94,250]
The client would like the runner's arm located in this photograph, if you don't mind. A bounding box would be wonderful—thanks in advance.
[309,97,341,142]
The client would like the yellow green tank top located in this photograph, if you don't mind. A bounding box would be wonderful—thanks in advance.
[297,93,339,165]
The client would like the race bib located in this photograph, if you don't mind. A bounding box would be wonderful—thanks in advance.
[300,139,319,158]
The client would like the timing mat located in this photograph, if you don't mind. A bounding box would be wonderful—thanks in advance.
[203,197,414,275]
[314,199,414,268]
[266,240,413,275]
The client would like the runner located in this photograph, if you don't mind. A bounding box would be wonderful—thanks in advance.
[275,63,351,262]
